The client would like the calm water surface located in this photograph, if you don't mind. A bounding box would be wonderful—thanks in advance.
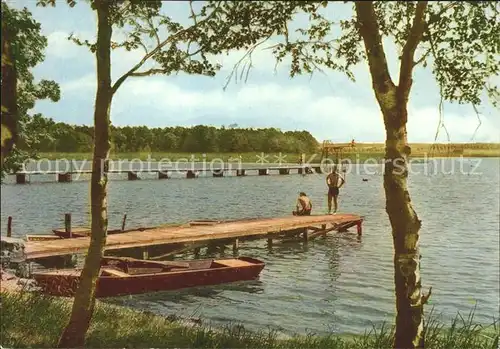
[1,158,499,335]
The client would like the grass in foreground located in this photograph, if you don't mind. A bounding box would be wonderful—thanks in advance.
[1,291,498,348]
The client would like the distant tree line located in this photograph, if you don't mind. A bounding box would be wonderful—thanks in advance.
[20,116,319,154]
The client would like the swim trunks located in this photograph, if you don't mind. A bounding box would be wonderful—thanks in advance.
[328,187,339,196]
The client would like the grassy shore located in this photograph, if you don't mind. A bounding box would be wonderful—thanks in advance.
[1,291,498,348]
[35,143,500,162]
[36,150,499,163]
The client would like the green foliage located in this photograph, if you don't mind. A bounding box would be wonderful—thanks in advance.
[1,291,498,348]
[11,116,319,155]
[36,0,309,96]
[246,1,499,107]
[0,1,60,178]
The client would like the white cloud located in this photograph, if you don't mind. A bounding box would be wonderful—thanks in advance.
[61,74,95,93]
[407,106,500,143]
[32,0,499,144]
[108,78,499,142]
[46,31,94,59]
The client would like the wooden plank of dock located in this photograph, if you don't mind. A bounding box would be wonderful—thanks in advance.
[24,214,362,260]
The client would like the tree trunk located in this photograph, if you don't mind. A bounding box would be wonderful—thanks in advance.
[383,102,424,349]
[354,2,428,347]
[1,21,18,166]
[58,1,112,347]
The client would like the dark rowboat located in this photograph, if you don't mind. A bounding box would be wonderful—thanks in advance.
[32,256,265,298]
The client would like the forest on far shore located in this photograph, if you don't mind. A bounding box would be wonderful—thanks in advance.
[20,115,319,154]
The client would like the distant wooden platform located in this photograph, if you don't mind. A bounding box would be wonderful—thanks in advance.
[24,214,363,260]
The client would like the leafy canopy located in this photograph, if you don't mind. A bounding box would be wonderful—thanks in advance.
[1,1,60,177]
[36,0,304,97]
[229,1,499,108]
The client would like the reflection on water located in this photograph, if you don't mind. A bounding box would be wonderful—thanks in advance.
[1,158,499,335]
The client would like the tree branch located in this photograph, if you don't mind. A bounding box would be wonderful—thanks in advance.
[146,17,160,47]
[138,39,148,55]
[223,33,273,91]
[189,0,198,26]
[398,1,428,96]
[427,2,457,27]
[413,47,431,67]
[111,2,222,95]
[470,104,482,142]
[355,1,395,94]
[129,68,169,77]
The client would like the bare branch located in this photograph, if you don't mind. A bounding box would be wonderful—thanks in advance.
[223,34,273,91]
[427,16,451,153]
[470,104,482,142]
[111,2,222,95]
[146,17,160,47]
[432,86,450,145]
[189,0,198,26]
[138,40,148,55]
[398,1,428,96]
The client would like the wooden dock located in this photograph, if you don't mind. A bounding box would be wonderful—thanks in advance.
[24,214,363,260]
[10,165,323,184]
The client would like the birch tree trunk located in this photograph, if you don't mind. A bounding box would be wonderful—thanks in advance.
[384,102,425,349]
[355,2,428,348]
[58,1,112,347]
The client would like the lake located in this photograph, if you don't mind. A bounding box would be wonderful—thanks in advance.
[1,157,498,335]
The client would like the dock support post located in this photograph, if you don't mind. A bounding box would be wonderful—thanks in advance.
[186,170,196,179]
[357,221,362,236]
[321,224,327,238]
[236,169,246,176]
[194,247,201,257]
[267,237,273,248]
[233,238,239,253]
[65,213,72,238]
[279,168,290,175]
[158,171,169,179]
[7,216,12,237]
[206,242,218,254]
[142,247,149,260]
[121,214,127,231]
[303,229,309,243]
[58,172,72,183]
[259,169,268,176]
[212,170,224,177]
[128,171,139,180]
[16,173,28,184]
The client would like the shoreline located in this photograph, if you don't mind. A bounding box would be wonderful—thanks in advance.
[36,151,500,161]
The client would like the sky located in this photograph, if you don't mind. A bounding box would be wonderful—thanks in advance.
[8,0,500,143]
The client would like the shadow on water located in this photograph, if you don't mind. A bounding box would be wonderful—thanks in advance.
[105,279,265,308]
[265,241,310,257]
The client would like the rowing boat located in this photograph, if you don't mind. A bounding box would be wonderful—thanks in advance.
[32,256,265,298]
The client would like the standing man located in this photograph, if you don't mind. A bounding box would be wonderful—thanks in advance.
[326,165,345,214]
